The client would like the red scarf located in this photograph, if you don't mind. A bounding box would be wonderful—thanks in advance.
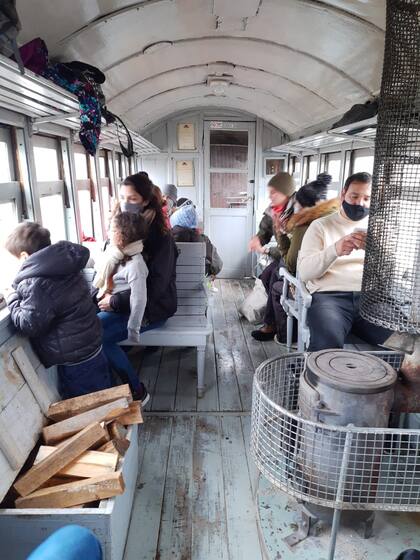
[271,203,286,215]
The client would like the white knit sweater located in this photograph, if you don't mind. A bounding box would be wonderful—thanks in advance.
[297,210,369,294]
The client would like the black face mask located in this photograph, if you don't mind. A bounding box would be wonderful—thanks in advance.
[120,201,144,214]
[342,200,369,221]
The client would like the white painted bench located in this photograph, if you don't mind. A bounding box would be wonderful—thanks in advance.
[121,242,212,398]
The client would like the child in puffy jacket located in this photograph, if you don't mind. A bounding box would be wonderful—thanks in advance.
[5,222,111,398]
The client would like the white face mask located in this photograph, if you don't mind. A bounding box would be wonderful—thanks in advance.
[293,202,302,214]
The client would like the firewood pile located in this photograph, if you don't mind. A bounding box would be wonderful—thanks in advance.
[13,385,142,509]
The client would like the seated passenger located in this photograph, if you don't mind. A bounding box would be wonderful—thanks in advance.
[248,171,296,341]
[95,212,149,402]
[98,173,178,329]
[5,222,111,398]
[298,172,392,350]
[283,174,338,275]
[162,183,178,217]
[170,200,223,278]
[152,184,171,228]
[269,174,338,343]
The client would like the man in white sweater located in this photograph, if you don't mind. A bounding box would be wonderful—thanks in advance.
[298,172,391,351]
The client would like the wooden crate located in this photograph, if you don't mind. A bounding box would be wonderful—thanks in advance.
[0,317,139,560]
[0,423,138,560]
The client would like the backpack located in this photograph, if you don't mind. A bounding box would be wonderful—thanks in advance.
[332,99,378,130]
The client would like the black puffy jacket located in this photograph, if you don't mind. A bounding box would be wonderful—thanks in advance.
[7,241,101,367]
[110,221,178,323]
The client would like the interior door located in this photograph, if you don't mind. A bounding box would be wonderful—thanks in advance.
[204,121,255,278]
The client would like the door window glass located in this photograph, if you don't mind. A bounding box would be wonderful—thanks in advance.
[210,130,248,169]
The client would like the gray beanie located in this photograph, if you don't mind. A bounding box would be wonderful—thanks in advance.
[163,183,178,204]
[267,172,295,197]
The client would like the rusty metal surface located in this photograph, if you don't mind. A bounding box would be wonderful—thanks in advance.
[393,338,420,413]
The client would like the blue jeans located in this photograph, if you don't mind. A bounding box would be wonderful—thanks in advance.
[308,292,392,351]
[27,525,102,560]
[58,348,112,399]
[98,311,165,392]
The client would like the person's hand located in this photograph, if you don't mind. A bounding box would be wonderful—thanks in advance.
[248,235,263,252]
[335,234,360,256]
[351,231,367,250]
[128,328,141,343]
[98,293,113,311]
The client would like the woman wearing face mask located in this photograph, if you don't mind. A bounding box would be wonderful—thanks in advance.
[268,174,339,344]
[248,171,296,341]
[98,173,178,329]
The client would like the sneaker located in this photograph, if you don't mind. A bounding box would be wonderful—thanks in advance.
[251,328,275,341]
[132,383,150,406]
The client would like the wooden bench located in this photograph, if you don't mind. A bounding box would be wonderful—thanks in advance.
[120,242,212,398]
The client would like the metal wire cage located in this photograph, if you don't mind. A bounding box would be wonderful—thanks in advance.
[250,352,420,512]
[360,0,420,334]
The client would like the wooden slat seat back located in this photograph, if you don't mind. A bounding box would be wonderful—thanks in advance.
[122,242,211,397]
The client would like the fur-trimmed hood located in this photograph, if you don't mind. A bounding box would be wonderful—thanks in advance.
[285,198,340,233]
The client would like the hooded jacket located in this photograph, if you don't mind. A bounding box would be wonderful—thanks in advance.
[7,241,101,367]
[283,198,340,274]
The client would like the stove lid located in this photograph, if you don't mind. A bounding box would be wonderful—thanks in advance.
[306,350,397,394]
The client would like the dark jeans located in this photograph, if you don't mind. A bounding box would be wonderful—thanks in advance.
[58,347,112,399]
[307,291,392,351]
[260,261,281,327]
[259,261,293,341]
[98,311,165,392]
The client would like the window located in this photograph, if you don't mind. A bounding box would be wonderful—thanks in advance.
[73,145,94,240]
[325,152,343,196]
[265,158,284,176]
[98,149,113,222]
[352,148,374,175]
[33,135,66,242]
[308,156,318,181]
[0,126,23,291]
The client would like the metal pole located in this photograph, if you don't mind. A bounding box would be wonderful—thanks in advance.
[327,429,354,559]
[328,509,342,560]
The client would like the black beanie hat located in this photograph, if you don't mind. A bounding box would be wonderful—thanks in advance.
[296,173,332,207]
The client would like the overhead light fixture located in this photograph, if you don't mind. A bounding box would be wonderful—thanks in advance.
[143,41,173,54]
[207,74,233,96]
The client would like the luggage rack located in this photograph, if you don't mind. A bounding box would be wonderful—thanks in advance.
[250,351,419,559]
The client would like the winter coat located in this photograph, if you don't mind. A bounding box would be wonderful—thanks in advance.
[110,220,178,323]
[256,196,296,261]
[283,198,340,274]
[172,226,223,276]
[7,242,101,368]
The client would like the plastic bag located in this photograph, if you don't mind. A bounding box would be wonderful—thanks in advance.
[238,279,267,324]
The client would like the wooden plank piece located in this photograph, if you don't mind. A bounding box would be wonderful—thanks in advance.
[117,401,143,425]
[47,384,132,421]
[14,422,108,496]
[15,472,125,509]
[108,421,127,440]
[12,346,51,415]
[34,445,118,478]
[43,398,131,445]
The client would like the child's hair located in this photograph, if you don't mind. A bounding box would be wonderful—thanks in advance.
[112,212,148,248]
[5,222,51,257]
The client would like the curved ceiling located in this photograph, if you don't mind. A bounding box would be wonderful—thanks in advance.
[16,0,386,136]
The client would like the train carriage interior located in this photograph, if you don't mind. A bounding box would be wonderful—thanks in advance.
[0,1,419,559]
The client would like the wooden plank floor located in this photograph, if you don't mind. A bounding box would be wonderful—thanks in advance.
[124,279,284,560]
[123,279,420,560]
